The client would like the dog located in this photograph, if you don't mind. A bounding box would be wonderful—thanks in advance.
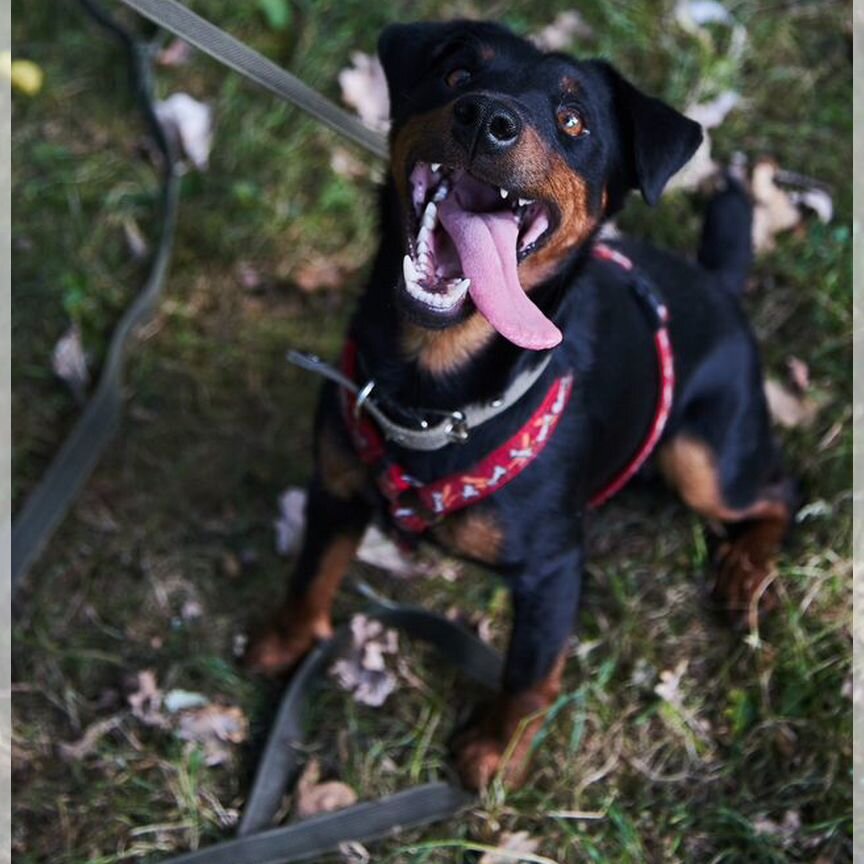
[245,20,796,791]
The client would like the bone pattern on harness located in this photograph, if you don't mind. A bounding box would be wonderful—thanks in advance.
[341,243,675,533]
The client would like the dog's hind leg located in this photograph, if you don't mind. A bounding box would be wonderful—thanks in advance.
[697,172,754,296]
[658,427,796,628]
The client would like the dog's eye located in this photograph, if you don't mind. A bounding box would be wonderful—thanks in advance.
[445,68,472,88]
[557,107,588,137]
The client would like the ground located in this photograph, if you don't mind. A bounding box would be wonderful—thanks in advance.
[11,1,852,862]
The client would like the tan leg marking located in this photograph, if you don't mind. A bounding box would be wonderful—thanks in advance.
[657,435,790,624]
[454,652,567,791]
[432,509,504,565]
[244,534,361,676]
[318,423,368,501]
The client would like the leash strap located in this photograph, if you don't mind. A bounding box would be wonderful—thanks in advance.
[11,0,181,597]
[116,0,389,160]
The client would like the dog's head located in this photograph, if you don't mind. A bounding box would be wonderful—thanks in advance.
[378,20,702,350]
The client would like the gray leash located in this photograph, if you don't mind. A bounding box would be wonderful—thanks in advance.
[11,0,181,595]
[116,0,389,160]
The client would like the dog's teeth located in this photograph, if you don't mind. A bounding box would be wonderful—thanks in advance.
[403,254,418,284]
[422,202,437,230]
[433,181,450,203]
[454,278,470,292]
[500,187,509,200]
[431,162,441,173]
[518,197,533,207]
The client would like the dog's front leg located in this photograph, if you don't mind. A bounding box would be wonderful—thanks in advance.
[453,546,582,790]
[245,474,371,676]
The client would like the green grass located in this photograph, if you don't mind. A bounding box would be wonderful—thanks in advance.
[12,1,851,862]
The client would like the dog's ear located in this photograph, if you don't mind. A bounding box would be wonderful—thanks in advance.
[592,61,703,206]
[377,22,455,119]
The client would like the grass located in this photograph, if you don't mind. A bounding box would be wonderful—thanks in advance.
[11,0,851,862]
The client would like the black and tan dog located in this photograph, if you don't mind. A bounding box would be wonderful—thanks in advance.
[246,21,795,790]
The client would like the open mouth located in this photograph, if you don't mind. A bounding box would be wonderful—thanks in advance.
[401,162,563,350]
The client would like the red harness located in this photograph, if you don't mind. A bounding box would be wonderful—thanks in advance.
[341,244,675,534]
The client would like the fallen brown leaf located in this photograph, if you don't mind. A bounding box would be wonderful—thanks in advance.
[786,356,810,393]
[52,324,89,403]
[128,670,168,728]
[763,378,822,429]
[293,257,350,293]
[751,160,802,254]
[478,831,541,864]
[331,615,400,707]
[531,11,593,51]
[338,51,390,133]
[295,758,358,819]
[59,714,125,761]
[177,705,248,766]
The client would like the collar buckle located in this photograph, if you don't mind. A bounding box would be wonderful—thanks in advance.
[444,411,469,444]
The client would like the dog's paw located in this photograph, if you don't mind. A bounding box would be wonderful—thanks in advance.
[243,617,328,676]
[712,540,779,628]
[451,706,540,791]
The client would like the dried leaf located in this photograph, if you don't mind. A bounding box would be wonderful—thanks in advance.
[753,810,801,844]
[155,93,213,171]
[685,0,734,26]
[177,705,248,766]
[59,714,125,761]
[763,378,821,429]
[786,356,810,393]
[274,487,307,556]
[293,257,349,293]
[338,52,390,133]
[331,615,400,707]
[52,324,89,403]
[128,670,168,728]
[478,832,541,864]
[157,38,193,68]
[295,758,358,819]
[123,216,150,261]
[654,660,688,709]
[164,690,209,714]
[667,134,717,192]
[275,489,421,577]
[356,525,418,577]
[531,11,593,51]
[751,160,801,254]
[331,147,368,180]
[789,186,833,224]
[685,90,741,130]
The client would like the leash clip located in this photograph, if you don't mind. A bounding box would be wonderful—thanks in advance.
[444,411,469,444]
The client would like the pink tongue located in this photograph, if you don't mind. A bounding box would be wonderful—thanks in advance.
[438,199,562,350]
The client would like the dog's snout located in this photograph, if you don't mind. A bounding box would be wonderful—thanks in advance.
[452,95,522,156]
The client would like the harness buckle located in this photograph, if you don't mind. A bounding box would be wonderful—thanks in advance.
[444,411,469,444]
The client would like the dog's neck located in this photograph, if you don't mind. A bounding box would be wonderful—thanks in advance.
[351,220,598,417]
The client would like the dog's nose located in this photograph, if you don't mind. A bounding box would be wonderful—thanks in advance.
[452,95,522,156]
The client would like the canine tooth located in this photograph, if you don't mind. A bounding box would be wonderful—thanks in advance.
[518,197,533,207]
[454,278,470,292]
[431,162,441,173]
[433,182,449,202]
[403,254,418,284]
[500,188,509,199]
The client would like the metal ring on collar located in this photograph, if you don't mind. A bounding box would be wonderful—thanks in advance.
[354,379,376,420]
